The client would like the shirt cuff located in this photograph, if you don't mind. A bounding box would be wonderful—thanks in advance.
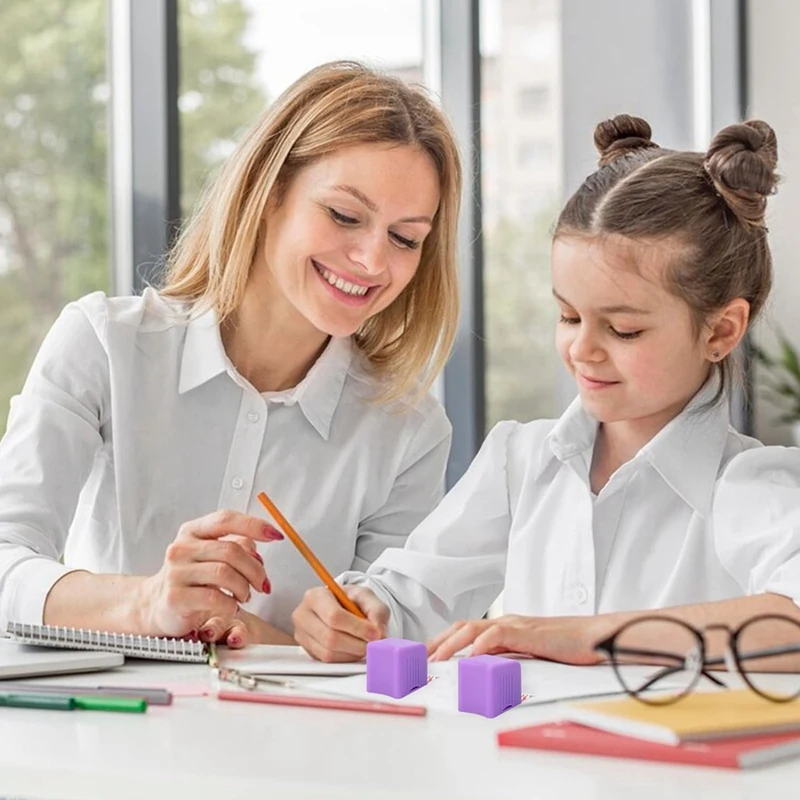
[0,557,78,631]
[337,571,404,639]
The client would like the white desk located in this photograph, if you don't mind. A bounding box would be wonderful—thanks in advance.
[0,660,797,800]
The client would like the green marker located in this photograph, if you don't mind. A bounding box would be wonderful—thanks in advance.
[0,693,146,713]
[72,695,147,713]
[0,694,75,710]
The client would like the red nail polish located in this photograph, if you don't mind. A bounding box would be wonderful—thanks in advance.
[262,524,284,541]
[228,635,242,647]
[200,627,215,640]
[252,551,264,564]
[262,578,271,594]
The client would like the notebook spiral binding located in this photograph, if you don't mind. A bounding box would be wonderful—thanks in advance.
[6,622,209,664]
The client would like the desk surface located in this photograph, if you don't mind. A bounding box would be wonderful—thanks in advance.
[0,660,797,800]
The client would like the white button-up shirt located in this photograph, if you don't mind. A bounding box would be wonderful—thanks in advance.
[0,290,451,633]
[344,382,800,641]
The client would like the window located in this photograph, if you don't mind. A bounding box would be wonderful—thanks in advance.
[518,85,549,115]
[178,0,424,216]
[518,138,554,168]
[481,0,562,430]
[0,1,110,435]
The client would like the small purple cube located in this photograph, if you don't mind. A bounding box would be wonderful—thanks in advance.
[366,637,427,699]
[458,655,522,718]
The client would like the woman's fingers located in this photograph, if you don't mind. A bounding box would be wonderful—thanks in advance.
[179,510,284,544]
[224,619,250,648]
[166,586,240,622]
[192,539,270,595]
[198,615,250,648]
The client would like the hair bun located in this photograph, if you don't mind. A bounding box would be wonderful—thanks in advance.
[594,115,660,166]
[703,120,778,226]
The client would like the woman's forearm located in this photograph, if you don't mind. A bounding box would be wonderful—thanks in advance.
[43,571,151,633]
[237,608,296,645]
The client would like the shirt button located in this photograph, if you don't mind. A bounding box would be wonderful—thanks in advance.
[231,477,244,490]
[247,412,260,423]
[575,585,588,604]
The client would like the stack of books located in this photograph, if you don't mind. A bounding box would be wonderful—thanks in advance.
[497,690,800,770]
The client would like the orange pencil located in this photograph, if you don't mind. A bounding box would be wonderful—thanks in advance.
[257,491,367,620]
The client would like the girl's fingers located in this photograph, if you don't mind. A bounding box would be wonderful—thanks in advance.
[307,587,381,643]
[426,621,466,656]
[293,603,368,662]
[345,587,390,636]
[429,621,488,662]
[470,625,514,657]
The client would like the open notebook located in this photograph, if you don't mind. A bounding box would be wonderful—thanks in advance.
[5,622,209,664]
[303,659,680,714]
[215,644,367,676]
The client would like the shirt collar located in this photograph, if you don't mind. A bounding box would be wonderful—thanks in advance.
[639,379,730,515]
[546,378,730,514]
[178,308,353,440]
[290,335,353,440]
[178,306,229,394]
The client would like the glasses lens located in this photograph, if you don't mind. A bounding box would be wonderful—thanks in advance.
[610,618,702,704]
[736,615,800,702]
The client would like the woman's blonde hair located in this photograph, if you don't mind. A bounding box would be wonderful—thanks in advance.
[161,60,462,404]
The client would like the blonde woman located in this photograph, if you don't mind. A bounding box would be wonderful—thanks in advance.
[0,61,461,648]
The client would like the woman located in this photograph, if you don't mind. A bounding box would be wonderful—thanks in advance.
[0,61,461,647]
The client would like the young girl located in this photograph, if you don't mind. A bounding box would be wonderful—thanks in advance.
[0,61,462,647]
[293,114,800,665]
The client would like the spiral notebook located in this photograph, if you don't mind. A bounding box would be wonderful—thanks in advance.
[5,622,209,664]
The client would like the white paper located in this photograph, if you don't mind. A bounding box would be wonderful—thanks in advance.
[216,644,367,676]
[304,659,672,713]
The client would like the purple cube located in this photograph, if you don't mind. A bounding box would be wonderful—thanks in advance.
[366,637,427,699]
[458,655,522,718]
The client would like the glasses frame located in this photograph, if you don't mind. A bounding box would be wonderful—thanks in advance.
[207,644,314,693]
[594,613,800,705]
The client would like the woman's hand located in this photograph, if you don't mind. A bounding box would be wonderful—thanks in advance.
[196,608,295,648]
[137,510,283,638]
[427,614,614,665]
[292,585,389,662]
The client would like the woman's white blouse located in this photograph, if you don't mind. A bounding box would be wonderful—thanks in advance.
[0,290,451,633]
[343,383,800,641]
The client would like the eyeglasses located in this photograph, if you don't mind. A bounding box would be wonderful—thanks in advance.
[594,614,800,705]
[208,643,307,692]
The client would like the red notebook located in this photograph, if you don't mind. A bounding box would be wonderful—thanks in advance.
[497,720,800,770]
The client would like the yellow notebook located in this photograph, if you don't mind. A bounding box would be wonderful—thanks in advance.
[563,690,800,745]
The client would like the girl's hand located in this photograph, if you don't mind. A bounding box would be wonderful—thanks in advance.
[138,510,283,638]
[426,614,613,665]
[292,585,389,662]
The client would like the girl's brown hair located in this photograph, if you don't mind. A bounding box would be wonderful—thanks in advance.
[160,61,462,404]
[555,113,779,402]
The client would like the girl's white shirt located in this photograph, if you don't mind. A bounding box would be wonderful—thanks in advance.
[342,380,800,641]
[0,290,451,633]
